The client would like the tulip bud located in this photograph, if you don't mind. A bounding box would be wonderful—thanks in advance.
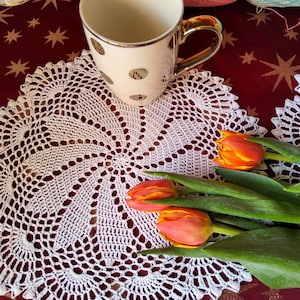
[213,130,265,170]
[156,207,212,248]
[126,179,178,212]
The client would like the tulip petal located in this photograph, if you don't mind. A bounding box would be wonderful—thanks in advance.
[213,158,254,170]
[156,219,211,247]
[214,131,264,170]
[126,179,178,212]
[126,198,169,212]
[156,208,212,247]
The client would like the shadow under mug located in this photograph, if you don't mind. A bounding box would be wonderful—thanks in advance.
[79,0,223,106]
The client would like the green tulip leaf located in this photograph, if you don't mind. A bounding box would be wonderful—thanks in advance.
[211,214,266,230]
[202,227,300,289]
[141,227,300,289]
[284,183,300,194]
[215,167,300,203]
[145,195,300,224]
[246,137,300,163]
[144,171,270,200]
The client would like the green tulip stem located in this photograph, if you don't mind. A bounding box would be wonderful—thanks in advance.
[177,186,198,195]
[264,151,295,163]
[212,221,244,237]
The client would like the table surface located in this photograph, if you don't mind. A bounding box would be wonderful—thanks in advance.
[1,0,300,299]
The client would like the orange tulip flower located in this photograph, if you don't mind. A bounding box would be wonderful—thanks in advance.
[126,179,178,212]
[156,207,212,248]
[213,130,265,170]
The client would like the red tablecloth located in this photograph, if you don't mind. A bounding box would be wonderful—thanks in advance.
[1,0,300,299]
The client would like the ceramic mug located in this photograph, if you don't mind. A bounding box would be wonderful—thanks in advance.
[0,0,30,6]
[79,0,223,106]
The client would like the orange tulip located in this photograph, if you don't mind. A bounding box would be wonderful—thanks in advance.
[213,130,265,170]
[126,179,178,212]
[156,207,212,248]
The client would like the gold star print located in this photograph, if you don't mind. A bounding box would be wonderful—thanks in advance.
[0,8,14,24]
[219,282,259,299]
[27,18,40,29]
[240,51,257,64]
[4,29,22,44]
[66,51,80,61]
[247,10,272,26]
[223,78,233,87]
[222,29,238,49]
[284,29,298,41]
[247,106,259,117]
[33,0,71,10]
[45,26,69,48]
[42,0,58,9]
[260,54,300,91]
[262,289,282,300]
[5,59,30,77]
[219,289,245,299]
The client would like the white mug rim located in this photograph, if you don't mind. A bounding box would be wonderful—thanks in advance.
[79,0,184,47]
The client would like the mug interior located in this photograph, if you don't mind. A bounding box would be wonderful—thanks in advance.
[79,0,184,44]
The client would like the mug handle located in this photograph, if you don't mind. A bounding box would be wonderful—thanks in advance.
[175,15,223,75]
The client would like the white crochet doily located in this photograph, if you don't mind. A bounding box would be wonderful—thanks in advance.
[0,50,266,300]
[270,74,300,181]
